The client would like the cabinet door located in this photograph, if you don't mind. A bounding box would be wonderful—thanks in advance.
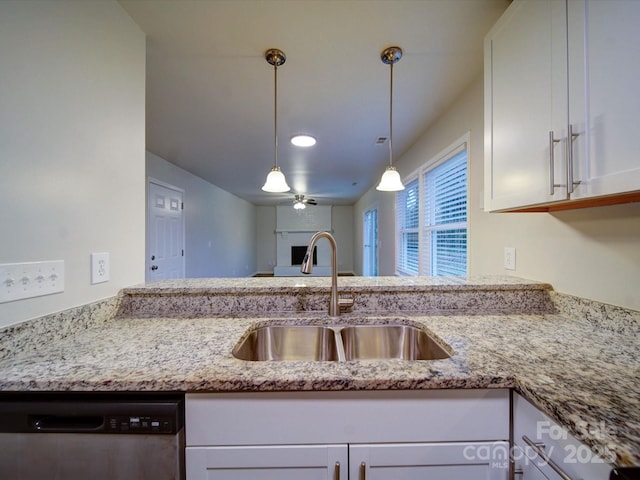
[516,459,559,480]
[567,0,640,199]
[350,442,509,480]
[513,394,613,480]
[484,0,568,211]
[186,444,347,480]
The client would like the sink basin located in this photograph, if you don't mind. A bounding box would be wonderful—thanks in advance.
[232,325,339,361]
[340,325,451,361]
[232,323,452,362]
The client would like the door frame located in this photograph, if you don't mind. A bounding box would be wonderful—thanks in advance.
[146,177,186,281]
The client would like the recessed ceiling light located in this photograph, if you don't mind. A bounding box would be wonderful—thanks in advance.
[291,135,316,147]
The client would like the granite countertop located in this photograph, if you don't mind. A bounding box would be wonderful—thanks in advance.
[121,274,553,294]
[0,276,638,467]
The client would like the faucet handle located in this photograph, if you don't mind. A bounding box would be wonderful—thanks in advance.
[338,295,355,312]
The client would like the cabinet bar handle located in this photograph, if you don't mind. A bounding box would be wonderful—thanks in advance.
[360,461,366,480]
[549,131,562,195]
[334,461,340,480]
[567,124,581,194]
[522,435,575,480]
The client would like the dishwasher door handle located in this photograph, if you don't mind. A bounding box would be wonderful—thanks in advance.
[31,415,104,432]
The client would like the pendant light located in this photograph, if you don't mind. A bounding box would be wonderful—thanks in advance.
[376,46,405,192]
[262,48,291,193]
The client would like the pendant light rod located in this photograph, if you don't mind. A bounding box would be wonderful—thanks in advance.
[262,48,290,193]
[381,46,402,167]
[266,48,286,168]
[274,56,278,167]
[376,46,405,192]
[389,59,394,166]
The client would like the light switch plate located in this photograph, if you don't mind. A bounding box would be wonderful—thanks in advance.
[91,252,110,284]
[0,260,65,303]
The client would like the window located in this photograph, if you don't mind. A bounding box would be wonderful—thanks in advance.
[397,179,420,275]
[396,137,468,276]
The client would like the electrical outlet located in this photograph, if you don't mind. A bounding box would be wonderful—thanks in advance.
[0,260,65,303]
[504,247,516,270]
[91,252,110,284]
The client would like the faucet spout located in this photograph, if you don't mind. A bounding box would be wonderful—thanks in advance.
[301,231,352,316]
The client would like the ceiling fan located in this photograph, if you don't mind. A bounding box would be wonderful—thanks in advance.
[292,194,317,210]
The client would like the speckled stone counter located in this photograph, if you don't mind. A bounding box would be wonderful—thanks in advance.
[116,275,556,317]
[0,276,638,467]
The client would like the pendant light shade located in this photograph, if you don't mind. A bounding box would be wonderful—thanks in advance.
[262,48,290,193]
[376,165,405,191]
[376,46,405,192]
[262,166,290,192]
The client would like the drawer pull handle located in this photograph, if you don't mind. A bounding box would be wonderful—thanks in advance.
[360,461,366,480]
[334,461,340,480]
[522,435,575,480]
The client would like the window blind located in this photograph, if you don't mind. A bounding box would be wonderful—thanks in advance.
[396,178,419,275]
[423,149,467,276]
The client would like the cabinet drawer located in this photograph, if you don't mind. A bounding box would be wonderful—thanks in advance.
[351,442,509,480]
[186,389,509,446]
[513,394,612,480]
[186,444,347,480]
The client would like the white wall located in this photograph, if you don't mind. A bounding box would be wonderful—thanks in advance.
[332,205,355,274]
[146,152,257,277]
[0,1,145,327]
[256,206,277,274]
[355,74,640,311]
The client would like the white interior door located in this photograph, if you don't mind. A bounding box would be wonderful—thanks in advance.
[147,180,185,280]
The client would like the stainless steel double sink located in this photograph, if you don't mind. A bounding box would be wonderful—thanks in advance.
[232,324,452,362]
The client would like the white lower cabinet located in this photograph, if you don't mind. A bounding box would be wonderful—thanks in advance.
[186,444,347,480]
[513,393,613,480]
[350,442,509,480]
[185,390,510,480]
[187,441,509,480]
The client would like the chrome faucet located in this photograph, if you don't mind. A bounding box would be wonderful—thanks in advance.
[301,231,354,317]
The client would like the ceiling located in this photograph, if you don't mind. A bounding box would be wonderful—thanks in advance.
[118,0,509,206]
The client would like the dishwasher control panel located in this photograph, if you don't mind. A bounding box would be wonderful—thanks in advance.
[0,393,184,435]
[107,415,175,434]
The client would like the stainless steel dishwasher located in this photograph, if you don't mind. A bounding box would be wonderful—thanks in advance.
[0,393,184,480]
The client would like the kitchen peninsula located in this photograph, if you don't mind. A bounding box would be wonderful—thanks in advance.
[0,276,638,470]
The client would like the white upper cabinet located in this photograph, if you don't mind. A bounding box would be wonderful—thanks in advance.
[567,0,640,200]
[485,0,568,211]
[485,0,640,212]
